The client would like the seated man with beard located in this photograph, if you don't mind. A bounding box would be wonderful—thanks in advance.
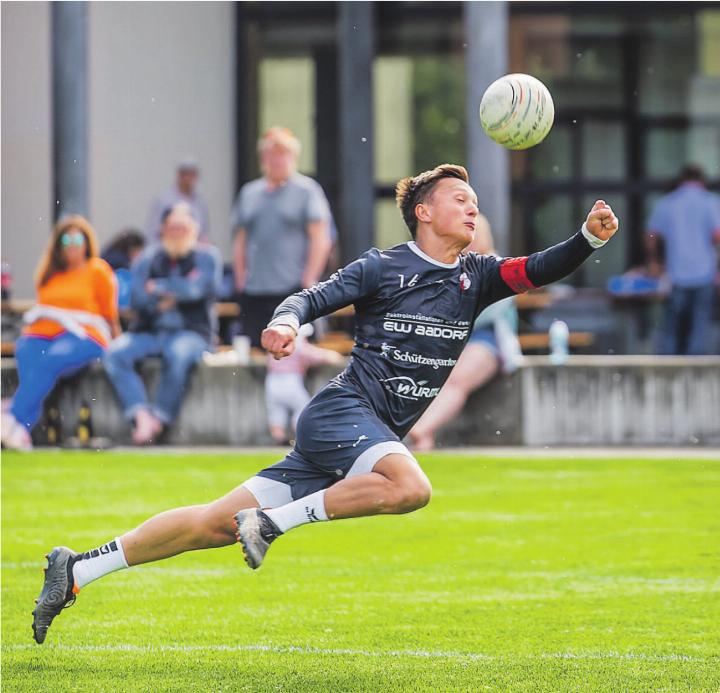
[104,203,221,444]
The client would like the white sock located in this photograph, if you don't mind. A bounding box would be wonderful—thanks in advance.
[72,537,129,589]
[265,490,329,533]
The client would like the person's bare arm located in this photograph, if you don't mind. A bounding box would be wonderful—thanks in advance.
[233,228,247,292]
[302,220,331,289]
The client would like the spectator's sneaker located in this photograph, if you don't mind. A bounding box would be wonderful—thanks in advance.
[234,509,283,569]
[32,547,80,644]
[1,412,33,451]
[0,408,14,446]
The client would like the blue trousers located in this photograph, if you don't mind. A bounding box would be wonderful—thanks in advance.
[11,334,104,429]
[103,330,208,424]
[660,284,715,355]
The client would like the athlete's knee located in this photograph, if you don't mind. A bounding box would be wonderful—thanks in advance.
[193,504,236,547]
[393,476,432,513]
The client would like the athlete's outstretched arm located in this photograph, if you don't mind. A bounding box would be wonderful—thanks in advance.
[263,248,382,358]
[481,200,619,303]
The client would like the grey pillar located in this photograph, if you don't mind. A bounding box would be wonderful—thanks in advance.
[235,5,261,188]
[52,2,88,219]
[337,2,375,265]
[464,1,510,254]
[315,45,340,223]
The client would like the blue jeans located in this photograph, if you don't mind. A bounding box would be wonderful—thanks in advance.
[11,334,104,429]
[660,284,715,355]
[103,330,208,424]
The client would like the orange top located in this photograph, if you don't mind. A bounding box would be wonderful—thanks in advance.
[24,258,118,347]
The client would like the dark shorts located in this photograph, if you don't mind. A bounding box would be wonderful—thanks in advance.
[242,383,418,507]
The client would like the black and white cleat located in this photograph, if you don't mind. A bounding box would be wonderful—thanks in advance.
[32,546,80,644]
[234,509,283,570]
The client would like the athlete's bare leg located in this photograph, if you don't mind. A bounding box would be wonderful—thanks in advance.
[33,452,432,641]
[236,451,433,568]
[323,453,432,519]
[101,450,430,567]
[121,486,259,566]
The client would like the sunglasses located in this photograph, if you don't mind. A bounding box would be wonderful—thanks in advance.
[61,232,86,247]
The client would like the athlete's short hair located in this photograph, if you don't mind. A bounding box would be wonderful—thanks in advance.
[395,164,469,238]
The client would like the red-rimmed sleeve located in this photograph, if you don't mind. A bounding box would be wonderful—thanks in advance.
[499,257,537,294]
[469,230,596,307]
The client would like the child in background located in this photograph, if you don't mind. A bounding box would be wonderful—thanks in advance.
[265,324,343,444]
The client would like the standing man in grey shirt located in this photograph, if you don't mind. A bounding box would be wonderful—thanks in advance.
[230,127,332,347]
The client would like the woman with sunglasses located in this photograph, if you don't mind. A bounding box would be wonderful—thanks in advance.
[1,216,120,450]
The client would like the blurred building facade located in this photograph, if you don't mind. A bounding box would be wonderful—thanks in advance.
[3,2,719,346]
[2,2,236,297]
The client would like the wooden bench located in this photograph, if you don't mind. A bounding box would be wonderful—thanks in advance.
[2,299,241,318]
[316,331,595,355]
[518,332,594,352]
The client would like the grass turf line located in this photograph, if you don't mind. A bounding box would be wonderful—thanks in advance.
[2,451,719,692]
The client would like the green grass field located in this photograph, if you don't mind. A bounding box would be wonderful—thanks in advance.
[2,450,719,692]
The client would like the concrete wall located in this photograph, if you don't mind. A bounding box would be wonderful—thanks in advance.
[521,356,720,446]
[0,360,345,447]
[2,356,718,447]
[1,2,53,297]
[1,2,236,298]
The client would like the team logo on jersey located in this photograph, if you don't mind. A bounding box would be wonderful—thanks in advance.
[383,313,470,341]
[380,343,457,370]
[459,272,472,292]
[383,320,468,340]
[379,376,441,401]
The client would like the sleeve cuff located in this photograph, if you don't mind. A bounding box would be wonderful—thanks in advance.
[581,223,609,249]
[267,314,300,334]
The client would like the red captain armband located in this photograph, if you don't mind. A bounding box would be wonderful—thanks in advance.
[499,256,537,294]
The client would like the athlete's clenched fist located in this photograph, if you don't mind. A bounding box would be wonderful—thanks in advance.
[261,324,297,359]
[585,200,619,242]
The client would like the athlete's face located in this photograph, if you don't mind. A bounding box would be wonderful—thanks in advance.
[420,178,479,248]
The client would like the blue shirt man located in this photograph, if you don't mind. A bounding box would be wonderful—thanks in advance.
[646,166,720,354]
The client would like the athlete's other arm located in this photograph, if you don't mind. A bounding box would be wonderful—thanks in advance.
[484,200,619,301]
[262,249,381,359]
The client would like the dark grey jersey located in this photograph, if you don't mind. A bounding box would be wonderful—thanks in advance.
[272,231,596,438]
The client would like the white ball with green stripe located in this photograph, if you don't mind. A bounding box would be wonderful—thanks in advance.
[479,73,555,150]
